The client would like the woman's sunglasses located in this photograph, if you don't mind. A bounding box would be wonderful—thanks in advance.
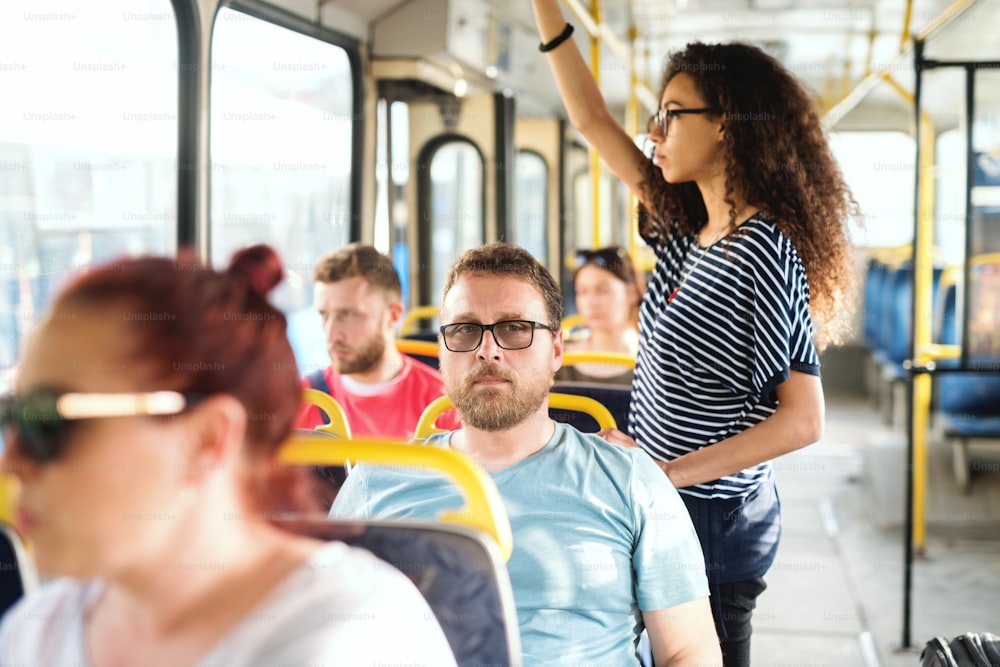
[574,248,638,284]
[575,247,629,270]
[0,389,200,463]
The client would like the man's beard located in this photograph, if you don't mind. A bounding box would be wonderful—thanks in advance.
[331,335,385,375]
[443,362,550,431]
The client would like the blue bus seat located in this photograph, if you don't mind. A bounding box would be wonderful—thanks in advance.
[873,262,943,423]
[930,258,1000,492]
[551,381,631,434]
[863,258,888,351]
[278,518,521,667]
[278,435,520,665]
[936,369,1000,493]
[0,523,38,620]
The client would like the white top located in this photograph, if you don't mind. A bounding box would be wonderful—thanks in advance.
[0,541,457,667]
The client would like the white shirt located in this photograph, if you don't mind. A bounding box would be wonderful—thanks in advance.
[0,541,457,667]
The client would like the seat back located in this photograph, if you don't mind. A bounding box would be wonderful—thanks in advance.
[301,388,352,439]
[399,306,440,337]
[0,523,38,619]
[933,256,1000,430]
[278,434,521,666]
[863,258,888,350]
[396,337,440,370]
[878,262,943,367]
[278,518,521,667]
[560,313,586,340]
[551,382,632,433]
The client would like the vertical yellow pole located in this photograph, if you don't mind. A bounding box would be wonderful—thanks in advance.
[882,71,932,553]
[626,24,639,257]
[912,109,936,554]
[590,0,602,248]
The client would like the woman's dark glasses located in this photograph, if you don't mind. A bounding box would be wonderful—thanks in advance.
[0,389,198,463]
[646,107,720,137]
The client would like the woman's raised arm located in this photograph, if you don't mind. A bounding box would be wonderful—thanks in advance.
[531,0,653,206]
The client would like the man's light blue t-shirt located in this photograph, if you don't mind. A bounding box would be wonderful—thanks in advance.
[330,422,709,666]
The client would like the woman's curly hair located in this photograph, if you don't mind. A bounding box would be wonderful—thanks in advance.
[638,41,859,349]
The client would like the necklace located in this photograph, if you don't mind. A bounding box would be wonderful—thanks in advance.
[667,230,729,303]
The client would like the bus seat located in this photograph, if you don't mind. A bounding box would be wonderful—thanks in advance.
[557,351,634,431]
[874,262,943,424]
[396,337,440,370]
[299,390,352,504]
[551,382,632,434]
[399,306,439,337]
[277,518,521,667]
[0,523,38,620]
[278,435,521,665]
[932,256,1000,492]
[932,267,960,349]
[863,258,888,351]
[560,313,586,341]
[936,371,1000,493]
[301,388,352,439]
[414,393,617,439]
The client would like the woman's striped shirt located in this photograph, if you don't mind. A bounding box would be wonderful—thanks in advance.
[630,216,820,500]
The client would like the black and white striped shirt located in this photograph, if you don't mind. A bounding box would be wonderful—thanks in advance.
[631,216,820,500]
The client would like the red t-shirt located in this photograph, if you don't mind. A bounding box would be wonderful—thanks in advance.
[295,355,460,439]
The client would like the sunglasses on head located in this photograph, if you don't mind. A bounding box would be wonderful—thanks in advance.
[0,389,200,464]
[575,247,629,270]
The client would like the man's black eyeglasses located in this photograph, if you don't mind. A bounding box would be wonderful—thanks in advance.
[646,108,719,137]
[439,320,555,353]
[0,389,201,463]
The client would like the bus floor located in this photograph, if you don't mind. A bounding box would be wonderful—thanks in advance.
[751,394,1000,667]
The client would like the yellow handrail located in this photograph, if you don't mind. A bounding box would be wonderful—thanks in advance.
[301,388,352,439]
[396,338,439,358]
[413,395,454,439]
[277,434,513,561]
[562,350,636,369]
[399,306,440,336]
[916,344,961,363]
[0,475,18,526]
[414,393,617,439]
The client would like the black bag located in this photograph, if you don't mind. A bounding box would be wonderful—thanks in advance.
[921,633,1000,667]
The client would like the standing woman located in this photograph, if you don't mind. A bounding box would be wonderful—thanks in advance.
[531,3,856,665]
[0,245,457,666]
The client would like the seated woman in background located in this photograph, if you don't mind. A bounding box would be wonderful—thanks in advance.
[0,245,456,667]
[557,246,644,385]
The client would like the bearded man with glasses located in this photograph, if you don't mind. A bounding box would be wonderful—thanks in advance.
[331,242,721,667]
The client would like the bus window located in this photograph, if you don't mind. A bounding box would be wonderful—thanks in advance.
[0,0,178,390]
[513,150,548,261]
[210,8,354,315]
[829,131,915,248]
[573,168,614,248]
[424,141,484,305]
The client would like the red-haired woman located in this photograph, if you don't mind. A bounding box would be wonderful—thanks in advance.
[532,2,857,664]
[0,246,456,666]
